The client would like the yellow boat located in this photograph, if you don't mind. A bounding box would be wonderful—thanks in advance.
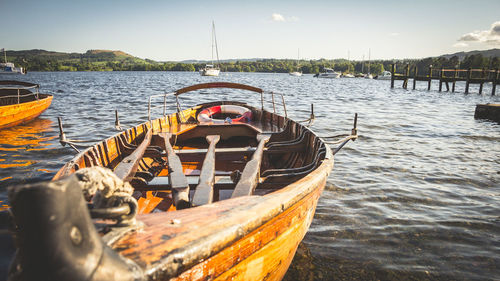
[8,82,356,281]
[0,80,52,130]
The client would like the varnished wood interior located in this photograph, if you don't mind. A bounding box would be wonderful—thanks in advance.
[53,88,334,280]
[54,101,327,214]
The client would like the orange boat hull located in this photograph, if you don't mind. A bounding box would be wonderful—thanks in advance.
[0,94,53,129]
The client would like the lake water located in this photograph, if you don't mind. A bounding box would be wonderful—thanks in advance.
[1,71,499,280]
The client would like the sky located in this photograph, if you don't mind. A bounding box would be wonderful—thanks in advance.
[1,0,500,61]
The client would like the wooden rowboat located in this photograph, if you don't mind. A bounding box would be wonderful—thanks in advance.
[8,82,356,281]
[0,80,53,130]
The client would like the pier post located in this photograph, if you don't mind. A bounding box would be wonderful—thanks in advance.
[492,68,498,96]
[465,68,471,94]
[413,66,417,89]
[390,64,395,88]
[428,66,433,90]
[439,68,444,92]
[479,69,485,94]
[452,67,457,92]
[403,63,409,89]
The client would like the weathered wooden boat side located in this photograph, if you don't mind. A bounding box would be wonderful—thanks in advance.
[0,80,53,129]
[9,82,356,281]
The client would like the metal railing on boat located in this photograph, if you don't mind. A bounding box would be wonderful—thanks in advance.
[0,84,40,104]
[147,87,288,121]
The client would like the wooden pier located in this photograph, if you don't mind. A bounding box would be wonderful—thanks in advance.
[390,64,500,95]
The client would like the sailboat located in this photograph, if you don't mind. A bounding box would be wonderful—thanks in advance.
[0,48,25,75]
[200,21,221,77]
[289,49,302,77]
[365,48,373,79]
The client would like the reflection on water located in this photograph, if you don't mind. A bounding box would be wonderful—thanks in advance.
[1,72,499,280]
[0,118,57,186]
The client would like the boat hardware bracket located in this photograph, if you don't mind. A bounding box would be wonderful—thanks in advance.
[323,113,358,155]
[115,109,122,131]
[297,103,315,127]
[57,117,96,153]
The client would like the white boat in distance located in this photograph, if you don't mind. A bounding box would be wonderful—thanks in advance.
[289,49,302,77]
[315,68,341,78]
[200,64,220,76]
[376,71,391,80]
[200,21,221,77]
[364,48,373,79]
[0,49,25,74]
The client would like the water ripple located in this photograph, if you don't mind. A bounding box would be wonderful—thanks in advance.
[1,72,499,280]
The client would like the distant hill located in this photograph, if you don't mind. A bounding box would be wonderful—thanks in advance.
[440,48,500,60]
[6,49,142,62]
[86,49,134,58]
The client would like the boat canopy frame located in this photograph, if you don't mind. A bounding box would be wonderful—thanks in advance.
[0,80,40,104]
[147,82,287,121]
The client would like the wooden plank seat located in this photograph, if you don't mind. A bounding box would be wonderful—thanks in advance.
[172,145,306,164]
[133,175,289,192]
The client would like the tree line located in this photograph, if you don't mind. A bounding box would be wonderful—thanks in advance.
[6,52,499,75]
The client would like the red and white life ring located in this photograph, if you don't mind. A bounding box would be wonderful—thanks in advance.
[197,105,252,124]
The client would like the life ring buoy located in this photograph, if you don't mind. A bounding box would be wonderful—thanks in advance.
[197,105,252,124]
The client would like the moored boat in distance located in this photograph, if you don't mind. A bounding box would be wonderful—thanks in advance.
[200,21,221,77]
[199,64,220,76]
[315,68,341,78]
[289,48,303,77]
[1,49,25,74]
[8,82,357,281]
[0,80,53,129]
[375,70,391,80]
[342,73,355,78]
[0,62,25,75]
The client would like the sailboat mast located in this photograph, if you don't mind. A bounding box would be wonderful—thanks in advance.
[212,21,220,67]
[368,48,371,74]
[361,54,365,73]
[3,49,6,64]
[297,48,300,71]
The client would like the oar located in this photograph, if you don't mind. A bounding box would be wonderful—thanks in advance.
[191,135,220,206]
[231,133,271,198]
[162,132,190,209]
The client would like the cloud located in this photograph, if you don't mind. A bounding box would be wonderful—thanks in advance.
[271,13,298,22]
[456,21,500,45]
[272,13,285,22]
[389,32,400,36]
[453,42,468,48]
